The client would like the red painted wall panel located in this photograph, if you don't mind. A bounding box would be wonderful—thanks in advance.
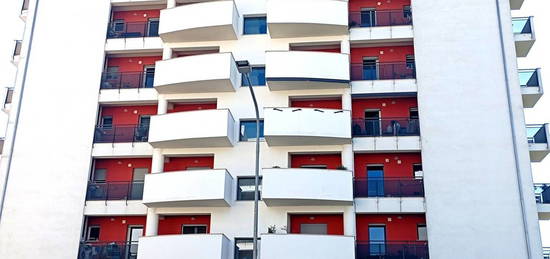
[87,216,146,242]
[163,156,214,172]
[356,214,426,242]
[167,103,217,113]
[290,214,344,235]
[354,153,421,178]
[290,99,343,109]
[290,154,342,169]
[106,56,161,73]
[349,0,411,12]
[158,215,211,235]
[94,158,152,182]
[352,97,417,119]
[100,105,157,125]
[351,46,414,64]
[112,10,160,23]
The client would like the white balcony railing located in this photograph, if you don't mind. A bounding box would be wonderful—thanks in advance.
[159,1,239,42]
[262,168,353,206]
[142,169,233,207]
[260,234,355,259]
[138,234,230,259]
[148,109,236,148]
[154,53,240,93]
[264,107,351,146]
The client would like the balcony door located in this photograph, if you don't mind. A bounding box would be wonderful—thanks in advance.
[147,18,159,37]
[369,225,386,256]
[362,57,379,80]
[136,115,151,142]
[367,165,384,197]
[364,110,381,136]
[126,226,143,259]
[360,8,376,27]
[130,168,147,199]
[143,66,155,88]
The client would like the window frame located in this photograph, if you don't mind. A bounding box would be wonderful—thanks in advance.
[243,16,267,35]
[241,66,266,87]
[86,226,101,241]
[239,119,265,141]
[237,176,262,201]
[417,224,428,241]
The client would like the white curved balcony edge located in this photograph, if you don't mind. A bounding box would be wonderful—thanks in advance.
[261,234,355,259]
[262,168,353,206]
[159,1,239,42]
[148,109,236,148]
[264,107,351,146]
[154,53,240,93]
[142,169,233,207]
[266,51,350,90]
[267,0,348,38]
[138,234,230,259]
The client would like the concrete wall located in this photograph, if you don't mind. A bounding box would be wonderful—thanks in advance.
[412,0,542,257]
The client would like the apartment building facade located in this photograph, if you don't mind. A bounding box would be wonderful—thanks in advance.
[0,0,548,258]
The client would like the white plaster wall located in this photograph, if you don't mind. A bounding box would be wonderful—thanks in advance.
[0,0,111,258]
[413,0,542,258]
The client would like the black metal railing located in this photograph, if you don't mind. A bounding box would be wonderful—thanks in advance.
[351,62,416,81]
[93,124,150,143]
[107,21,159,39]
[349,9,412,28]
[519,69,540,88]
[86,181,144,201]
[512,17,532,34]
[352,118,420,137]
[354,178,424,198]
[78,241,138,259]
[100,72,155,89]
[526,124,548,144]
[356,241,429,259]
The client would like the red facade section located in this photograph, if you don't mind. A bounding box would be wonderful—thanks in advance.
[356,214,426,242]
[352,97,417,119]
[163,156,215,172]
[112,10,160,23]
[106,56,161,73]
[94,158,152,182]
[290,214,344,235]
[86,216,146,242]
[354,153,421,178]
[290,154,343,169]
[350,46,414,64]
[100,105,157,125]
[290,99,343,109]
[349,0,411,12]
[167,102,217,113]
[158,215,211,235]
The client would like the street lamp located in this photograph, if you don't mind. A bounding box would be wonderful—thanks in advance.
[235,60,261,259]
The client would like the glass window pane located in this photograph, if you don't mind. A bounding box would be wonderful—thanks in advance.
[367,165,384,197]
[182,225,207,234]
[237,177,262,201]
[240,120,265,141]
[87,226,101,241]
[369,226,386,256]
[242,67,266,86]
[132,168,147,181]
[235,238,254,259]
[147,19,159,37]
[93,169,107,182]
[244,17,267,35]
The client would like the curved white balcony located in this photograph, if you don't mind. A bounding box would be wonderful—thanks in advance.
[138,234,230,259]
[148,109,236,148]
[261,234,355,259]
[159,1,239,42]
[264,107,351,146]
[267,0,348,38]
[262,168,353,206]
[154,53,240,93]
[142,169,233,207]
[265,51,350,90]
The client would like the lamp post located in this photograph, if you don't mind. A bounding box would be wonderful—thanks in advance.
[235,60,261,259]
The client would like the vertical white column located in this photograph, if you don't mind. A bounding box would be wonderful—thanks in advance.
[157,96,168,115]
[343,206,356,236]
[340,39,350,54]
[151,149,164,174]
[167,0,176,8]
[342,144,354,173]
[145,208,159,236]
[342,88,352,111]
[162,47,173,60]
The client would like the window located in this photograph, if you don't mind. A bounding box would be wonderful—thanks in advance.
[105,66,119,80]
[87,226,101,241]
[300,224,328,235]
[243,16,267,35]
[367,165,384,197]
[92,168,107,183]
[241,66,266,86]
[409,108,419,119]
[143,66,155,88]
[132,168,147,182]
[237,177,262,201]
[406,55,415,69]
[100,116,113,129]
[147,18,159,37]
[240,120,264,141]
[360,8,376,27]
[113,20,125,32]
[235,238,254,259]
[182,225,207,234]
[417,225,428,241]
[403,6,412,19]
[368,226,386,256]
[362,57,379,80]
